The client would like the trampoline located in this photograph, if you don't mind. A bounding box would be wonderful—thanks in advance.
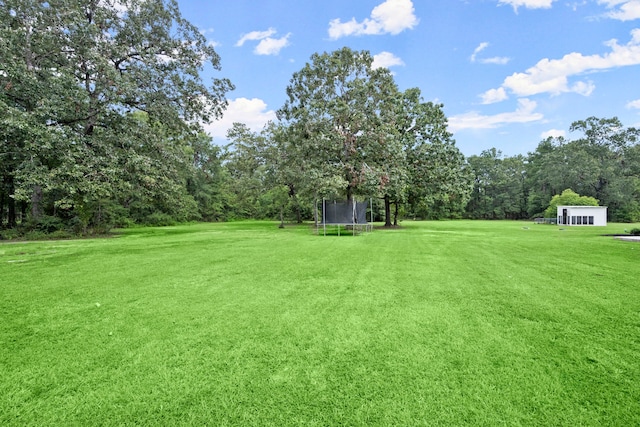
[318,199,372,236]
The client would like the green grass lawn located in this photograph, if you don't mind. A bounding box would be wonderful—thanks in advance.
[1,220,639,426]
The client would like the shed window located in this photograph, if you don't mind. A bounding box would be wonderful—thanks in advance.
[589,216,594,225]
[577,216,582,225]
[572,216,576,224]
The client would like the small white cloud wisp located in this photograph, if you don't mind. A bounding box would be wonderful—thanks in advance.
[236,28,291,55]
[449,98,544,132]
[498,0,557,13]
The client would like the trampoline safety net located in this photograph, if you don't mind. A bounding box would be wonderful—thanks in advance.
[321,200,368,225]
[319,199,371,236]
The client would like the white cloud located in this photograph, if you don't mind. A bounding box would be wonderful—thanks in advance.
[236,28,291,55]
[203,98,277,139]
[541,129,566,139]
[482,56,511,65]
[470,42,489,62]
[471,42,510,65]
[372,51,405,69]
[448,98,544,132]
[328,0,418,39]
[483,28,640,101]
[254,34,291,55]
[481,87,509,104]
[236,28,277,47]
[627,99,640,108]
[498,0,557,12]
[569,80,596,96]
[598,0,640,21]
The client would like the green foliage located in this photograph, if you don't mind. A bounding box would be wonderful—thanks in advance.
[525,118,640,222]
[466,117,639,222]
[277,50,470,225]
[466,149,527,220]
[143,212,178,227]
[0,228,21,241]
[2,0,637,233]
[630,228,640,235]
[407,139,472,220]
[0,0,233,233]
[544,189,599,218]
[279,47,402,202]
[24,215,64,233]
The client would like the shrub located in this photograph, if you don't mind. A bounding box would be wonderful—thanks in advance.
[544,189,599,218]
[630,228,640,236]
[26,215,65,233]
[0,228,21,240]
[144,212,176,227]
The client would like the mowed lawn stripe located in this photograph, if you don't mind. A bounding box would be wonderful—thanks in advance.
[1,220,638,425]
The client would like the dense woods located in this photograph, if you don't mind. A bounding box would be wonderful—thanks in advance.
[1,0,233,236]
[466,117,640,222]
[2,1,639,238]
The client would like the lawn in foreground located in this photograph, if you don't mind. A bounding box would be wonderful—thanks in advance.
[1,220,639,425]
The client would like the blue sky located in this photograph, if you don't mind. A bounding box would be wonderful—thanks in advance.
[176,0,640,157]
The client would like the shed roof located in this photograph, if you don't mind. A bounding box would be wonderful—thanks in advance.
[557,205,607,209]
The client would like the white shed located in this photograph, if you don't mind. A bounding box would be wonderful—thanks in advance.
[557,205,607,226]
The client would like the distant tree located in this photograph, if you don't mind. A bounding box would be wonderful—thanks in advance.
[186,133,233,221]
[569,117,639,221]
[263,122,314,223]
[526,117,639,222]
[407,138,472,220]
[466,149,525,219]
[384,88,472,222]
[525,137,567,218]
[225,123,270,219]
[619,143,640,222]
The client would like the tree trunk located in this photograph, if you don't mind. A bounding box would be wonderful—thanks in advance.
[294,196,302,224]
[31,185,43,221]
[393,202,399,227]
[5,176,17,228]
[314,193,318,227]
[384,194,392,227]
[0,185,5,228]
[20,201,28,224]
[7,196,16,228]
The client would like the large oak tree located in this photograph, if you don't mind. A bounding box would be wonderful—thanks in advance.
[278,47,401,204]
[0,0,233,231]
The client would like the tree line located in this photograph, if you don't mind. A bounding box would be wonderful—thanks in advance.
[2,1,639,238]
[467,117,640,222]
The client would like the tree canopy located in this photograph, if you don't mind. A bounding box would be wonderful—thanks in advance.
[2,13,639,237]
[278,47,402,203]
[1,0,233,232]
[466,117,639,222]
[277,48,471,226]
